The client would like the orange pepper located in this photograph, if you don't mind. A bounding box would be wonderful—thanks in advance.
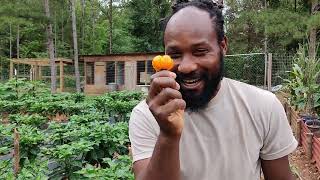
[152,55,174,71]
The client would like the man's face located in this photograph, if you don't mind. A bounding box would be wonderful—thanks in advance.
[164,7,227,111]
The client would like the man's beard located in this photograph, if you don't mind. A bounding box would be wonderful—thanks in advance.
[176,54,224,112]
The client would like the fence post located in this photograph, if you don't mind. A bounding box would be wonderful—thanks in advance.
[296,119,302,146]
[287,104,292,125]
[264,53,268,89]
[59,60,64,92]
[9,60,13,79]
[306,132,314,160]
[267,53,272,91]
[13,128,20,176]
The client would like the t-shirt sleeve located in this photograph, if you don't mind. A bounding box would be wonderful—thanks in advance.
[129,103,159,163]
[260,96,298,160]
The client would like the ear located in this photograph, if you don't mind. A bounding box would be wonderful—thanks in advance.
[219,36,228,56]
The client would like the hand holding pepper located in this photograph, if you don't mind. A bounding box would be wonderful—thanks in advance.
[147,55,185,138]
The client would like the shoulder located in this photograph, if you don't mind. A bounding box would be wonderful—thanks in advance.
[224,78,278,106]
[129,99,159,134]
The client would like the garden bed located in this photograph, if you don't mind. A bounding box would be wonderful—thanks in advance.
[0,79,144,179]
[286,102,320,177]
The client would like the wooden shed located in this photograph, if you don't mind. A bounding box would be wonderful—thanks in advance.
[80,52,164,94]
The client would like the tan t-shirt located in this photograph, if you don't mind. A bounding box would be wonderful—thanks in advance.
[129,78,297,180]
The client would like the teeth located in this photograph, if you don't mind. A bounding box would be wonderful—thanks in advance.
[183,78,200,84]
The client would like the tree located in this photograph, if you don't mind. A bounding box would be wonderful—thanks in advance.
[71,0,81,92]
[224,0,320,55]
[127,0,171,52]
[309,0,319,59]
[44,0,57,93]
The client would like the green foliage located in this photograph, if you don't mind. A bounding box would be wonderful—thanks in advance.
[18,124,45,163]
[94,90,144,121]
[283,44,320,114]
[76,155,134,180]
[225,0,319,54]
[0,124,14,155]
[0,80,141,179]
[9,114,46,128]
[127,0,171,52]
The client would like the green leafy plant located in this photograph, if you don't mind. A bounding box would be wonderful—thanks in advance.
[0,81,139,179]
[283,44,320,115]
[76,155,134,180]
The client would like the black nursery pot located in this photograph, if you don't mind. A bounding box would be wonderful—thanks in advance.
[300,114,313,123]
[305,119,320,133]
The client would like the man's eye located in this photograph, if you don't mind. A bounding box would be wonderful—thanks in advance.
[170,54,182,59]
[194,49,208,56]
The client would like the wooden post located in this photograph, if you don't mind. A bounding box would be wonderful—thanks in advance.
[287,104,292,125]
[60,60,64,92]
[115,61,118,84]
[264,53,267,89]
[13,128,20,176]
[306,132,314,160]
[296,119,302,146]
[9,61,13,79]
[267,53,272,91]
[84,61,87,84]
[38,66,42,80]
[144,60,148,85]
[34,63,38,80]
[30,65,33,80]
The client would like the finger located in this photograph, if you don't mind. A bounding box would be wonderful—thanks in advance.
[151,98,185,122]
[160,99,186,116]
[151,70,176,81]
[151,88,182,106]
[148,77,179,99]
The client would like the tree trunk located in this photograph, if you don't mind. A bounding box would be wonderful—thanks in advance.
[81,0,85,54]
[108,0,113,54]
[71,0,81,92]
[44,0,57,93]
[61,6,64,44]
[54,11,57,58]
[10,23,12,59]
[16,25,19,59]
[309,0,317,60]
[91,1,95,51]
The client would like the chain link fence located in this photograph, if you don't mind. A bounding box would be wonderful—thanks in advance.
[271,53,294,86]
[224,53,266,89]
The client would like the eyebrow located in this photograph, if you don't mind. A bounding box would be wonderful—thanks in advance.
[165,40,210,52]
[166,46,180,52]
[191,41,210,48]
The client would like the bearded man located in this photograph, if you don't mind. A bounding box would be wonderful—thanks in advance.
[129,0,297,179]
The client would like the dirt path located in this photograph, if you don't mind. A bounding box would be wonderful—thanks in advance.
[289,147,320,180]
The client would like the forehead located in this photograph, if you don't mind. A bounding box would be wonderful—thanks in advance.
[164,7,217,46]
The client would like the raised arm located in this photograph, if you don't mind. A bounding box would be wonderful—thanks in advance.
[132,70,185,180]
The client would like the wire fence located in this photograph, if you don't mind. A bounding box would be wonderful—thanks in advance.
[0,53,297,92]
[271,53,295,86]
[0,58,84,92]
[224,53,266,88]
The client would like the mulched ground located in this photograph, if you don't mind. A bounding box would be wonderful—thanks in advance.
[289,147,320,180]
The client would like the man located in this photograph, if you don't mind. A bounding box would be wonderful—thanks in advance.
[129,0,297,179]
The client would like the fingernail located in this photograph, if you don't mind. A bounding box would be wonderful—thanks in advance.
[170,72,176,78]
[176,82,180,90]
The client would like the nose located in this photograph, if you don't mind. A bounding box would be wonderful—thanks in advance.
[177,54,197,74]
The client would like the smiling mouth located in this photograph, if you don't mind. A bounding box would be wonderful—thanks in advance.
[181,78,203,89]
